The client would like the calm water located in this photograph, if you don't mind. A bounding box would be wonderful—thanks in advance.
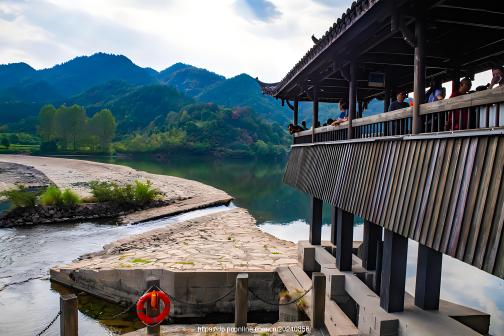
[0,154,503,335]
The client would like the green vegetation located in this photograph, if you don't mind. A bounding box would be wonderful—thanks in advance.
[39,185,63,206]
[1,136,9,148]
[130,258,152,264]
[0,185,38,208]
[38,104,116,153]
[39,186,82,207]
[89,180,161,205]
[61,188,82,206]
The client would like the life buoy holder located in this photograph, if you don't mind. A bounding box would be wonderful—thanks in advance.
[136,290,171,325]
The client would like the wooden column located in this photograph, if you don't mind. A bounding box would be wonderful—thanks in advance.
[362,220,383,271]
[336,208,353,271]
[380,229,408,313]
[375,240,383,295]
[358,100,364,118]
[311,272,326,330]
[413,17,425,135]
[60,294,78,336]
[312,85,319,143]
[330,206,337,246]
[146,277,160,336]
[384,74,391,113]
[235,273,249,328]
[348,62,357,139]
[415,244,442,310]
[310,197,323,245]
[294,99,299,125]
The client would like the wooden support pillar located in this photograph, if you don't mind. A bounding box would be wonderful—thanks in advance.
[452,74,460,96]
[380,229,408,312]
[60,294,78,336]
[348,62,357,139]
[336,208,353,271]
[310,197,323,245]
[362,220,383,271]
[293,99,299,125]
[235,273,248,328]
[415,244,442,310]
[311,272,326,330]
[384,73,391,113]
[330,206,337,246]
[413,17,425,135]
[358,100,364,118]
[146,277,160,335]
[312,85,319,143]
[375,240,383,295]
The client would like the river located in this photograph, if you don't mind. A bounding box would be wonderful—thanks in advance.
[0,155,503,335]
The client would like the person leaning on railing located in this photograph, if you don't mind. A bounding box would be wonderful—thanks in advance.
[488,66,504,89]
[331,99,349,126]
[446,77,472,131]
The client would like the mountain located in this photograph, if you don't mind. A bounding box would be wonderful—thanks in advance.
[158,63,225,97]
[196,73,291,124]
[0,62,36,88]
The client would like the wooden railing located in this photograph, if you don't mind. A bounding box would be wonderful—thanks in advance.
[293,86,504,143]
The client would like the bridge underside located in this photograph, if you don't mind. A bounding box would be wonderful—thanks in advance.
[284,131,504,279]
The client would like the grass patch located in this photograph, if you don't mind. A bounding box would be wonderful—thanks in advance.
[39,185,63,206]
[130,258,152,264]
[175,261,194,265]
[271,252,281,255]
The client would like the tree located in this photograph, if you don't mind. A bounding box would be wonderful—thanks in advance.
[38,104,57,142]
[1,137,10,149]
[55,105,87,151]
[88,109,116,151]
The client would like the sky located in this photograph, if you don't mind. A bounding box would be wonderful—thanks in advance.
[0,0,352,82]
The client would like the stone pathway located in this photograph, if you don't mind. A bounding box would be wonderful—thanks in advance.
[57,208,298,272]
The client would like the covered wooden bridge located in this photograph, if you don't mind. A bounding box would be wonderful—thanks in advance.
[259,0,504,335]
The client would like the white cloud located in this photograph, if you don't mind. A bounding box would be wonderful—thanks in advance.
[0,0,342,81]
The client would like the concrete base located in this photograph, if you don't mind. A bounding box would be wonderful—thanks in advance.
[51,268,281,317]
[299,241,491,336]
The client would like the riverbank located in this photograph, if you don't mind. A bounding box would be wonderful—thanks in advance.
[0,155,233,224]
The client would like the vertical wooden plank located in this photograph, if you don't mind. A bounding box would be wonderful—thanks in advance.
[380,229,408,313]
[393,141,417,233]
[419,141,446,245]
[60,294,78,336]
[310,197,323,245]
[424,140,451,247]
[235,274,248,328]
[384,141,410,229]
[483,138,504,273]
[336,208,354,271]
[412,140,439,241]
[415,244,442,310]
[447,138,478,256]
[465,137,497,264]
[376,141,402,228]
[433,139,462,251]
[330,206,338,246]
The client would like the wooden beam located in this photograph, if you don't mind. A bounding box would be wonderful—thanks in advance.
[348,62,357,139]
[362,221,383,271]
[312,85,319,143]
[413,16,426,134]
[380,229,408,313]
[336,208,354,271]
[330,206,337,246]
[294,99,299,125]
[310,197,323,245]
[415,244,442,310]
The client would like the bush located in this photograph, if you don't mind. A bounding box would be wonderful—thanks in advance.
[39,185,63,206]
[89,180,160,205]
[133,180,161,205]
[0,185,37,208]
[61,189,81,207]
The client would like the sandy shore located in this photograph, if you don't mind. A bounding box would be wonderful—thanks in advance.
[0,155,233,223]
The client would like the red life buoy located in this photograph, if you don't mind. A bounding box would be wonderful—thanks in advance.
[136,290,171,325]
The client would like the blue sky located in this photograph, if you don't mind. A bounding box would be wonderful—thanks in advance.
[0,0,352,81]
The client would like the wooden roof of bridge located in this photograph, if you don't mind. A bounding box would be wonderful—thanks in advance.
[259,0,504,103]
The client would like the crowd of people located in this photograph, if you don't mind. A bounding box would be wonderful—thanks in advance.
[287,66,504,134]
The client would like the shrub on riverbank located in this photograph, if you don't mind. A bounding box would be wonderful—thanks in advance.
[0,185,38,208]
[89,180,161,205]
[40,186,82,207]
